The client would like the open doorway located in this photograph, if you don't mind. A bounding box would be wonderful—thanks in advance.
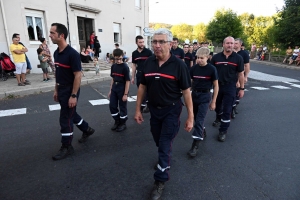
[77,17,94,50]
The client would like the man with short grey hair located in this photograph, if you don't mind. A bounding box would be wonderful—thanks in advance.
[135,28,193,200]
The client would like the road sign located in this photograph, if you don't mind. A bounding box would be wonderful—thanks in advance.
[143,32,153,36]
[143,27,154,33]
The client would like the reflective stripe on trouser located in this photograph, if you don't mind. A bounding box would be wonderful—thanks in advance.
[215,83,236,132]
[233,87,241,107]
[109,84,128,123]
[149,100,182,182]
[58,87,89,145]
[192,92,211,140]
[136,72,148,107]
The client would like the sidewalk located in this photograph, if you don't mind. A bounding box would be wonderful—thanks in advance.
[250,59,300,70]
[0,69,111,99]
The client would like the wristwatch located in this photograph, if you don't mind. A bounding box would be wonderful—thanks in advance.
[71,94,77,98]
[239,88,245,90]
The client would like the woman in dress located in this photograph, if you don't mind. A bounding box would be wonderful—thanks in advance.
[39,38,55,75]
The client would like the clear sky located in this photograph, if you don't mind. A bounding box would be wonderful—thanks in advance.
[149,0,285,25]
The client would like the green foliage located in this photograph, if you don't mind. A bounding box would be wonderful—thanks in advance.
[170,23,193,43]
[149,23,172,30]
[192,23,207,43]
[272,0,300,47]
[206,9,243,44]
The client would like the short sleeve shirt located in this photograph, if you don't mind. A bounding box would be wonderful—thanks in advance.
[110,63,130,83]
[170,47,185,60]
[9,44,26,63]
[38,55,48,69]
[90,35,94,44]
[190,63,218,90]
[131,48,153,71]
[140,54,191,107]
[237,50,250,64]
[210,52,244,84]
[53,45,82,85]
[184,52,193,67]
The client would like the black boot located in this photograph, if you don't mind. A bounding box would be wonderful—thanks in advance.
[187,139,201,157]
[231,108,236,119]
[116,123,126,132]
[150,181,165,200]
[52,145,74,160]
[111,119,120,130]
[78,126,95,143]
[218,131,227,142]
[212,118,221,127]
[233,106,238,114]
[142,105,150,113]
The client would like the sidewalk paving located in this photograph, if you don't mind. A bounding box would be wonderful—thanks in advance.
[0,69,111,99]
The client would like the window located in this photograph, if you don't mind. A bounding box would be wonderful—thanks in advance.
[135,0,141,9]
[135,26,141,36]
[25,10,46,42]
[113,23,121,43]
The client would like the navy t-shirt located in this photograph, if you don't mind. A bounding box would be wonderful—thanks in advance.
[237,50,250,64]
[110,63,130,83]
[190,63,218,90]
[131,48,153,71]
[184,52,193,67]
[53,45,81,85]
[170,47,185,59]
[140,54,191,107]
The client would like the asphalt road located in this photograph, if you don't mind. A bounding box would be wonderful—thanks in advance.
[0,62,300,200]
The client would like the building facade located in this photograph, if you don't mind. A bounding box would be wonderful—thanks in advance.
[0,0,149,73]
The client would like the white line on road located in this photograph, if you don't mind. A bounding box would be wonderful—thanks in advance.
[0,108,27,117]
[49,104,61,111]
[89,99,110,106]
[251,87,270,90]
[290,84,300,88]
[127,97,137,102]
[249,71,300,82]
[271,85,291,89]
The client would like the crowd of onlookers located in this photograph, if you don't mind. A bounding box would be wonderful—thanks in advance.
[282,45,300,65]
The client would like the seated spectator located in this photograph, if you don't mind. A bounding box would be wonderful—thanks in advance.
[80,47,92,63]
[86,45,94,58]
[289,46,299,64]
[106,53,110,63]
[122,51,129,63]
[283,46,293,63]
[296,52,300,66]
[109,53,114,64]
[256,47,263,60]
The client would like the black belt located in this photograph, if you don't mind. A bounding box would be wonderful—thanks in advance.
[114,81,124,85]
[219,82,231,85]
[193,89,210,93]
[56,83,72,87]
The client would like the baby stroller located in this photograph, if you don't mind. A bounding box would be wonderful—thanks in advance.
[0,52,16,81]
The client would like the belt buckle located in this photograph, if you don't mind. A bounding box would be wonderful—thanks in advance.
[157,106,162,109]
[115,82,118,85]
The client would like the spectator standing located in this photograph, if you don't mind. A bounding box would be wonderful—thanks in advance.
[50,23,95,161]
[250,43,256,59]
[134,28,193,200]
[15,34,32,75]
[10,34,30,86]
[94,36,101,58]
[39,37,55,74]
[282,46,293,63]
[37,48,50,82]
[89,31,95,49]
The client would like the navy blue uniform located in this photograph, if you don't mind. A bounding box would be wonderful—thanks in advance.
[170,47,184,60]
[211,52,244,133]
[54,45,89,145]
[190,64,218,140]
[132,48,153,108]
[184,52,193,68]
[141,54,191,182]
[192,50,197,65]
[234,50,249,108]
[109,63,130,123]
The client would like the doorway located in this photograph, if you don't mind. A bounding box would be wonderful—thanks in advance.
[77,17,94,50]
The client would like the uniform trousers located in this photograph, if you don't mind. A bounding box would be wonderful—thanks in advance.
[109,82,128,123]
[149,100,182,182]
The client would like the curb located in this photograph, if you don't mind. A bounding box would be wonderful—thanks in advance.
[250,59,300,70]
[0,75,111,100]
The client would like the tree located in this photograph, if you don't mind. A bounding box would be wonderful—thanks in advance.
[192,23,207,43]
[206,9,243,44]
[149,23,172,30]
[272,0,300,47]
[170,23,193,43]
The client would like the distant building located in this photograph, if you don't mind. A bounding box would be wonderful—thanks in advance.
[0,0,149,73]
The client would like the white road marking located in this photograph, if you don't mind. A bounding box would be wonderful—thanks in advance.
[0,108,27,117]
[127,97,137,102]
[271,85,291,89]
[49,104,61,111]
[283,82,293,85]
[290,84,300,88]
[249,71,300,82]
[89,99,110,106]
[130,95,137,100]
[251,87,270,90]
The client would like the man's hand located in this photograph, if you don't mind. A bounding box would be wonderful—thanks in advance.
[122,95,128,102]
[108,91,111,98]
[184,117,194,132]
[131,78,135,85]
[209,101,216,111]
[134,111,144,124]
[238,90,244,98]
[53,91,58,102]
[68,97,77,108]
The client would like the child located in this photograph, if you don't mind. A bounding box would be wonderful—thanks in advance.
[37,48,50,82]
[108,48,130,132]
[188,47,219,157]
[94,57,100,75]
